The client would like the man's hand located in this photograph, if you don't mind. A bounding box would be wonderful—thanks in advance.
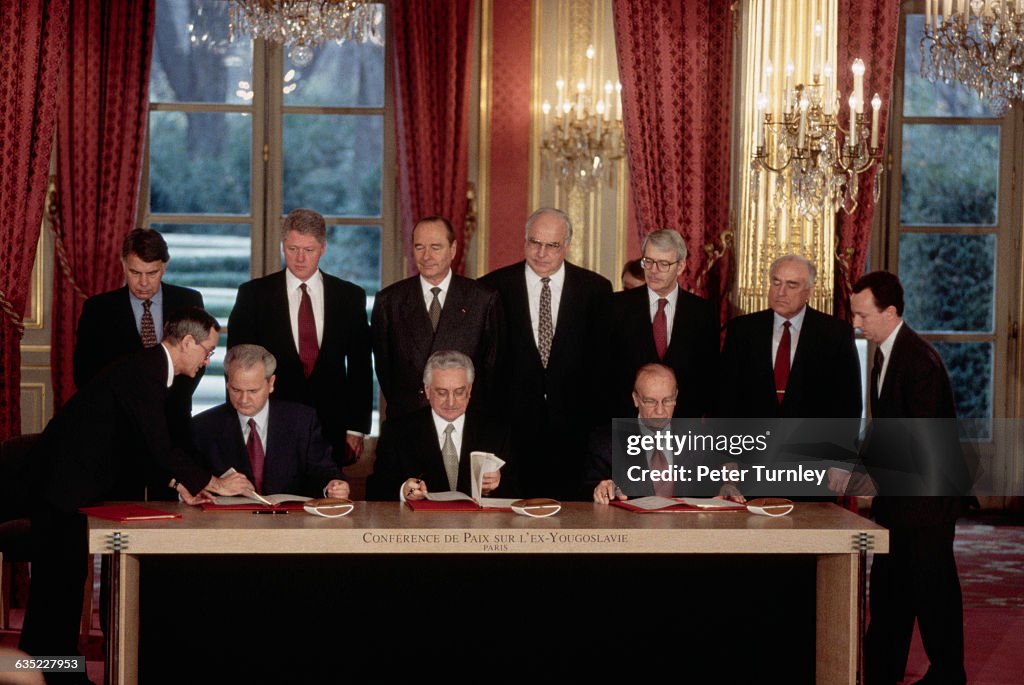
[205,472,255,496]
[345,434,364,462]
[481,470,501,496]
[175,482,214,506]
[717,483,746,503]
[326,479,350,499]
[593,480,627,504]
[827,467,852,494]
[403,478,428,501]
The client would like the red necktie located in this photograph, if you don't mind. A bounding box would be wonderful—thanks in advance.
[246,418,265,493]
[650,450,673,497]
[298,283,319,377]
[774,321,791,406]
[652,298,668,360]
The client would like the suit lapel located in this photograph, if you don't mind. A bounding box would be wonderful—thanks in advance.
[632,288,660,360]
[401,278,435,355]
[115,287,144,349]
[269,273,302,366]
[221,406,253,480]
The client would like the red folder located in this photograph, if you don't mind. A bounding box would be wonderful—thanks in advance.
[610,500,746,514]
[199,502,307,512]
[405,500,511,512]
[80,504,182,522]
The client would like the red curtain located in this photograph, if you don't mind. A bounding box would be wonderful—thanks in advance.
[51,0,155,409]
[612,0,734,319]
[835,0,900,321]
[0,0,69,441]
[392,0,474,274]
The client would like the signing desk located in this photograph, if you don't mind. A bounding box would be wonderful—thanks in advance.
[88,502,886,684]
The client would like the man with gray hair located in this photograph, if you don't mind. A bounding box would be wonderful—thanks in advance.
[718,254,861,419]
[229,208,373,468]
[191,343,348,498]
[481,207,611,499]
[367,350,514,501]
[605,228,719,419]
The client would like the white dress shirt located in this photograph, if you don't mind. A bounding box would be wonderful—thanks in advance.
[646,285,680,346]
[876,320,904,395]
[238,401,270,453]
[420,269,453,311]
[525,262,565,346]
[772,305,808,368]
[398,411,466,501]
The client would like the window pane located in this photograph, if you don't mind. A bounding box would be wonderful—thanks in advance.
[159,223,252,414]
[282,32,385,107]
[282,114,382,216]
[900,124,998,225]
[903,14,995,118]
[932,342,992,437]
[152,0,253,105]
[899,233,995,333]
[150,111,252,214]
[321,225,382,298]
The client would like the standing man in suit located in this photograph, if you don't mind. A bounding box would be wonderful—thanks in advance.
[191,344,348,499]
[480,207,611,499]
[606,229,719,419]
[228,208,372,467]
[371,216,502,420]
[367,350,513,501]
[718,254,861,419]
[74,228,204,451]
[21,308,253,665]
[850,271,970,685]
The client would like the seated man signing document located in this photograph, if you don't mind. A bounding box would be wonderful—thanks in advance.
[191,344,349,499]
[367,350,515,501]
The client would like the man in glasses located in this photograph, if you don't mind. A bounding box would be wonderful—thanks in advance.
[480,207,611,500]
[20,307,254,664]
[605,228,719,419]
[74,228,204,452]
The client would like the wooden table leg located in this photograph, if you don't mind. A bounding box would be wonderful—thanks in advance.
[816,553,858,685]
[105,553,139,685]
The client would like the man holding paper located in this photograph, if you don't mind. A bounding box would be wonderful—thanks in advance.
[191,344,349,499]
[367,350,515,501]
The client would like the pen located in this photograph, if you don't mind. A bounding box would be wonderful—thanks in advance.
[252,510,289,515]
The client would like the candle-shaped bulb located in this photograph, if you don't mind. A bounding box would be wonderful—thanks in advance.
[562,101,572,116]
[586,44,595,60]
[576,79,585,94]
[542,100,551,115]
[604,80,613,96]
[785,62,795,77]
[596,100,605,116]
[871,93,882,110]
[813,21,823,38]
[823,63,833,78]
[870,93,882,148]
[851,59,866,77]
[765,61,774,79]
[556,78,564,93]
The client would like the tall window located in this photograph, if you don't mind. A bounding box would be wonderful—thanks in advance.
[885,3,1022,493]
[141,0,390,414]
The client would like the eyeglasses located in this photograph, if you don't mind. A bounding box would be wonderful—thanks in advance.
[640,257,681,272]
[526,237,563,252]
[638,396,678,410]
[198,342,217,360]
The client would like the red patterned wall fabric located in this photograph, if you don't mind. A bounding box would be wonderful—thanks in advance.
[835,0,900,321]
[51,0,155,409]
[612,0,733,318]
[0,0,69,440]
[392,0,475,275]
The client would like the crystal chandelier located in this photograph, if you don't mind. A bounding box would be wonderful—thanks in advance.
[919,0,1024,116]
[228,0,383,67]
[539,45,626,195]
[752,50,885,218]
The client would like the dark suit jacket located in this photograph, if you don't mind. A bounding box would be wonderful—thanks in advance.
[606,285,719,419]
[74,283,204,447]
[227,270,373,457]
[371,273,502,420]
[33,345,212,512]
[859,323,971,527]
[366,408,516,500]
[718,306,862,418]
[480,261,611,499]
[190,399,342,498]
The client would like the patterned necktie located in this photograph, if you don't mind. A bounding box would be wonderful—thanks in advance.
[442,423,459,491]
[650,450,673,497]
[538,277,553,367]
[246,418,265,494]
[774,321,791,406]
[298,283,319,377]
[652,298,668,360]
[429,286,442,332]
[140,299,157,347]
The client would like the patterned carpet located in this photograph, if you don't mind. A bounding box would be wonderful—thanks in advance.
[954,524,1024,609]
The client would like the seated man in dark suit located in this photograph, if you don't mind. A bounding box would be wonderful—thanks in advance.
[588,364,743,503]
[74,228,204,453]
[367,350,514,501]
[20,308,253,665]
[191,344,348,499]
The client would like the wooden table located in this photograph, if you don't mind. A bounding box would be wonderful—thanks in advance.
[88,501,887,684]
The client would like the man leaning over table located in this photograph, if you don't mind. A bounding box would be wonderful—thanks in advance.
[191,344,349,499]
[19,308,253,679]
[588,363,744,503]
[367,350,516,501]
